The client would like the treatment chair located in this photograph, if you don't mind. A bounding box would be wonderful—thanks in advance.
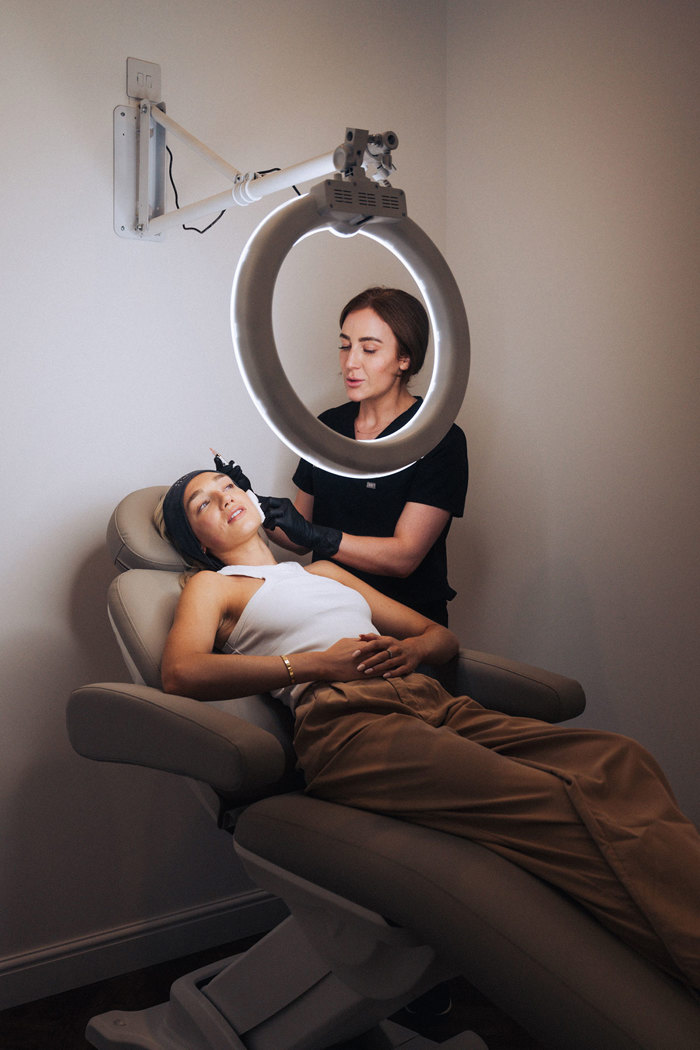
[67,487,700,1050]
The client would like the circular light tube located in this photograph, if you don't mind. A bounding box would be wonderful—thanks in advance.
[231,191,470,478]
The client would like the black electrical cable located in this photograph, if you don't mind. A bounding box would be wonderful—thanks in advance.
[256,169,302,196]
[166,146,225,234]
[165,151,302,235]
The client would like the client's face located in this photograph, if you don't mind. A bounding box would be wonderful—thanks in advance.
[184,471,259,558]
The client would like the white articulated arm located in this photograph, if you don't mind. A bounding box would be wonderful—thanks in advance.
[115,76,400,241]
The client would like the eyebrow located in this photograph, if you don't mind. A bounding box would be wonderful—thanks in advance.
[339,333,384,344]
[185,474,225,508]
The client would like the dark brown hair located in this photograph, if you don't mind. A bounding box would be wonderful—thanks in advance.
[339,287,429,382]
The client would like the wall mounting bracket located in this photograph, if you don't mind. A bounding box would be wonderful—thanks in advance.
[113,58,401,240]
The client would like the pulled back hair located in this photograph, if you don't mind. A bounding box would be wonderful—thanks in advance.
[339,287,429,383]
[153,491,200,586]
[158,469,226,572]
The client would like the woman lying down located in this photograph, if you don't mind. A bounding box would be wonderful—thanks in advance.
[156,456,700,992]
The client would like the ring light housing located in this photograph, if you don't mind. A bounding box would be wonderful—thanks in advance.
[231,181,470,478]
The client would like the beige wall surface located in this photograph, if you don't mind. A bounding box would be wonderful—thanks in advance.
[446,0,699,818]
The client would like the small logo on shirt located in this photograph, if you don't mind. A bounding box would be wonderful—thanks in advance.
[366,482,376,489]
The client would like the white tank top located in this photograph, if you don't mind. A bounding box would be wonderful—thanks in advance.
[219,561,376,709]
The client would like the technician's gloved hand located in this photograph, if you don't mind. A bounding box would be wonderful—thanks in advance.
[212,451,252,492]
[259,496,342,559]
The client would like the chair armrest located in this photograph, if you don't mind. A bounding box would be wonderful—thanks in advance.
[67,683,287,800]
[456,649,585,723]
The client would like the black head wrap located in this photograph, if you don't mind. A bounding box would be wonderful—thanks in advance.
[162,469,224,570]
[161,454,254,571]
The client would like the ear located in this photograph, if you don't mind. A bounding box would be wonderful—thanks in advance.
[398,356,410,373]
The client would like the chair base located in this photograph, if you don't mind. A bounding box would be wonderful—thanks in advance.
[84,927,487,1050]
[235,795,700,1050]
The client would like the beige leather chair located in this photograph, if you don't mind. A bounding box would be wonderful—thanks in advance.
[67,487,700,1050]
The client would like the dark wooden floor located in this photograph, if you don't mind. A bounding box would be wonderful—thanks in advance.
[0,937,545,1049]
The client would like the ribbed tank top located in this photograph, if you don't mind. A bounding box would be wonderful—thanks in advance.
[219,561,376,709]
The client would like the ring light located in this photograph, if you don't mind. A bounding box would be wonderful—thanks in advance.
[231,189,470,478]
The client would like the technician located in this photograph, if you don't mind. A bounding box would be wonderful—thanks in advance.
[264,286,468,626]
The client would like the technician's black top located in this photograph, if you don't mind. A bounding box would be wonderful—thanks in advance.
[293,398,468,623]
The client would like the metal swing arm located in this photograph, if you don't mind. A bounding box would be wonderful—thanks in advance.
[114,65,399,240]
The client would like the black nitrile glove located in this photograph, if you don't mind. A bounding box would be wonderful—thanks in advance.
[213,452,252,492]
[259,496,342,558]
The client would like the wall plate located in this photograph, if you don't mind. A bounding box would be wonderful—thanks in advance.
[113,104,166,240]
[126,58,162,102]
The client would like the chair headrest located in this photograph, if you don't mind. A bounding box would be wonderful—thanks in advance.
[108,486,187,572]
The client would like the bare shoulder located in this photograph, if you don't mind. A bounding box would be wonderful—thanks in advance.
[174,570,261,650]
[179,569,252,611]
[174,571,227,620]
[182,570,229,598]
[184,567,264,622]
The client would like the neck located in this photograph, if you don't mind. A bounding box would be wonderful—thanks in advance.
[218,533,278,568]
[355,387,416,435]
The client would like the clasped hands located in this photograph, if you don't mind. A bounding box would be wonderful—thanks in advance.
[323,633,419,682]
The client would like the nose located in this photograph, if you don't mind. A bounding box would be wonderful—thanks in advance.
[345,344,363,371]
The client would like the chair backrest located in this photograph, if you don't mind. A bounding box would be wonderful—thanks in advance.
[105,486,297,771]
[108,485,186,572]
[106,486,187,686]
[108,569,183,688]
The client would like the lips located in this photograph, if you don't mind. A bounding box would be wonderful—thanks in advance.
[227,507,244,524]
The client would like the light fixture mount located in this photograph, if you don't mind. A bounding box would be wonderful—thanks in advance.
[113,62,401,241]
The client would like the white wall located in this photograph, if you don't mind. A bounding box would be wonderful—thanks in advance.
[445,0,700,820]
[0,0,447,1005]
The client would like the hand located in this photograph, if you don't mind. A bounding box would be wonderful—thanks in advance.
[260,496,341,558]
[320,637,384,682]
[212,450,252,492]
[353,633,421,679]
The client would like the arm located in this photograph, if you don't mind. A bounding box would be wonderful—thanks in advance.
[265,491,451,577]
[160,569,447,703]
[267,424,466,573]
[161,572,298,701]
[333,500,450,577]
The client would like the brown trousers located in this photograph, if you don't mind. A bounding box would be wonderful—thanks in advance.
[293,674,700,990]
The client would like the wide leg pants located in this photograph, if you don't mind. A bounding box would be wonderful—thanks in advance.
[293,674,700,990]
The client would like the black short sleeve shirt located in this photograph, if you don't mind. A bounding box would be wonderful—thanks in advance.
[292,398,468,610]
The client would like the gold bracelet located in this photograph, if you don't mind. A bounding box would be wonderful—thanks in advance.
[280,654,296,685]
